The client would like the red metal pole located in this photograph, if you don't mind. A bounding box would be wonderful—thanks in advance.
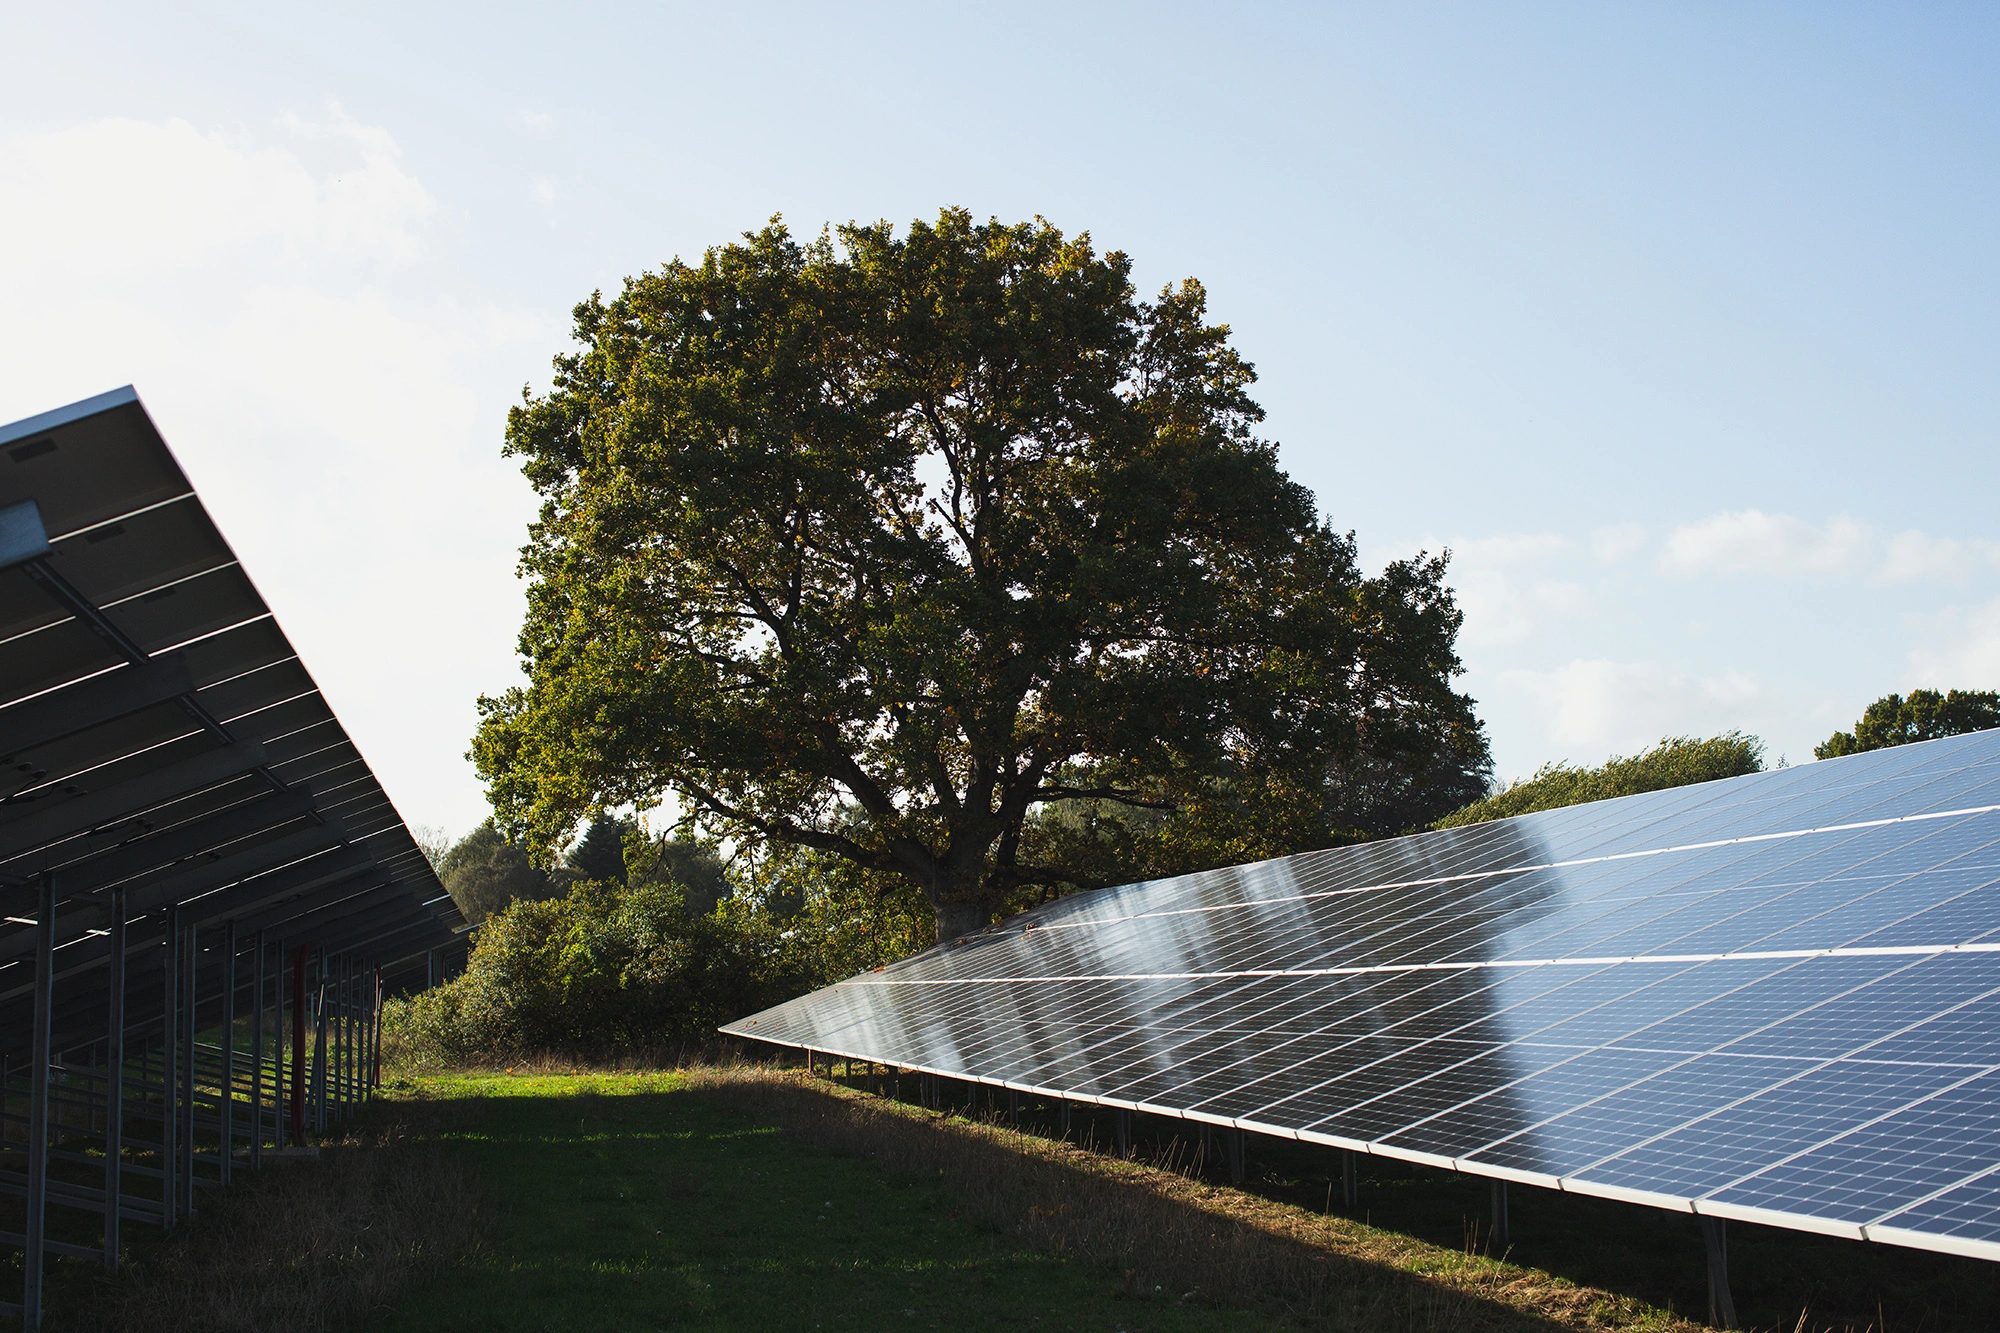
[289,944,307,1144]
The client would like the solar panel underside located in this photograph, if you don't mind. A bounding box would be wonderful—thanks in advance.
[722,731,2000,1263]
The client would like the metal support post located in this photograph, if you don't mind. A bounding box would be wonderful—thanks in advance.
[289,944,307,1145]
[1701,1216,1737,1329]
[1490,1180,1509,1251]
[104,886,127,1272]
[180,921,195,1210]
[334,953,346,1120]
[1060,1098,1071,1136]
[1008,1088,1019,1128]
[162,907,179,1225]
[889,1065,900,1102]
[23,873,55,1331]
[251,931,265,1167]
[1116,1107,1132,1157]
[1342,1149,1359,1209]
[220,919,235,1185]
[343,954,354,1112]
[312,950,328,1132]
[371,963,383,1092]
[1228,1126,1246,1184]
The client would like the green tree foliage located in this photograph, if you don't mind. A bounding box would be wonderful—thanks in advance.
[629,833,734,918]
[1815,689,2000,760]
[751,840,937,979]
[438,824,557,924]
[564,816,631,885]
[1433,733,1765,830]
[386,878,800,1059]
[475,208,1488,941]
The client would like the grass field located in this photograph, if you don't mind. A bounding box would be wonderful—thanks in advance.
[29,1064,2000,1331]
[373,1070,1282,1332]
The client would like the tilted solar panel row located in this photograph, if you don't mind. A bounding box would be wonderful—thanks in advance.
[725,729,2000,1264]
[0,386,465,1067]
[0,386,470,1325]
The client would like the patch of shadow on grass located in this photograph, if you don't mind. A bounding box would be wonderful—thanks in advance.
[47,1101,484,1333]
[685,1068,1698,1333]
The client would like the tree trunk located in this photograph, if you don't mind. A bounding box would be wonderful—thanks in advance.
[933,899,992,944]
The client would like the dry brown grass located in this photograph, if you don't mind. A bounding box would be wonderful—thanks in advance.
[688,1065,1705,1332]
[47,1103,483,1333]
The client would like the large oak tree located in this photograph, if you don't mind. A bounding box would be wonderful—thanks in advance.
[475,210,1487,941]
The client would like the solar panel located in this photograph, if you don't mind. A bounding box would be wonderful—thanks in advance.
[0,385,467,1062]
[723,730,2000,1262]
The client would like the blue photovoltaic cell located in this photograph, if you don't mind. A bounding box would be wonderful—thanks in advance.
[725,730,2000,1260]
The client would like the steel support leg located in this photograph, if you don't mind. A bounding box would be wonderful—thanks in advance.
[1701,1216,1737,1329]
[23,873,55,1331]
[1115,1107,1133,1156]
[104,886,126,1272]
[251,931,265,1167]
[290,944,307,1145]
[162,907,179,1225]
[1342,1148,1359,1209]
[1228,1126,1246,1184]
[180,921,195,1210]
[221,919,235,1185]
[1490,1180,1509,1252]
[1060,1098,1071,1137]
[313,953,328,1132]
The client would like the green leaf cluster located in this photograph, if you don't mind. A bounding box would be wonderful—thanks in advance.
[1815,689,2000,759]
[385,877,802,1059]
[1432,733,1765,830]
[475,208,1487,939]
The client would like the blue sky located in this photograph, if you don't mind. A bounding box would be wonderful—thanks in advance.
[4,3,1998,838]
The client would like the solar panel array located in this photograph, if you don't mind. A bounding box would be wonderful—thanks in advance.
[725,730,2000,1262]
[0,385,466,1068]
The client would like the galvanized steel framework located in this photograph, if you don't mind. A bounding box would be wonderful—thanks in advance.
[0,388,467,1329]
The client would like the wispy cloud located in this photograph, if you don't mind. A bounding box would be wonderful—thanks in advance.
[1590,522,1647,563]
[1496,657,1769,756]
[0,105,434,279]
[1661,510,1869,577]
[1906,596,2000,687]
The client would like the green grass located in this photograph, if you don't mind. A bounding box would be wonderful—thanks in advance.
[376,1071,1281,1332]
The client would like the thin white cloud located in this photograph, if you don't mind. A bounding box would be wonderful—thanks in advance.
[1878,530,2000,585]
[1905,596,2000,689]
[1496,657,1768,756]
[1454,569,1589,649]
[531,175,558,206]
[1660,509,1869,577]
[0,111,432,283]
[514,109,555,137]
[1438,532,1584,649]
[1590,521,1647,563]
[1455,532,1570,565]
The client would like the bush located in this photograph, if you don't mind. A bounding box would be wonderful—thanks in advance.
[384,878,806,1064]
[1433,732,1765,830]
